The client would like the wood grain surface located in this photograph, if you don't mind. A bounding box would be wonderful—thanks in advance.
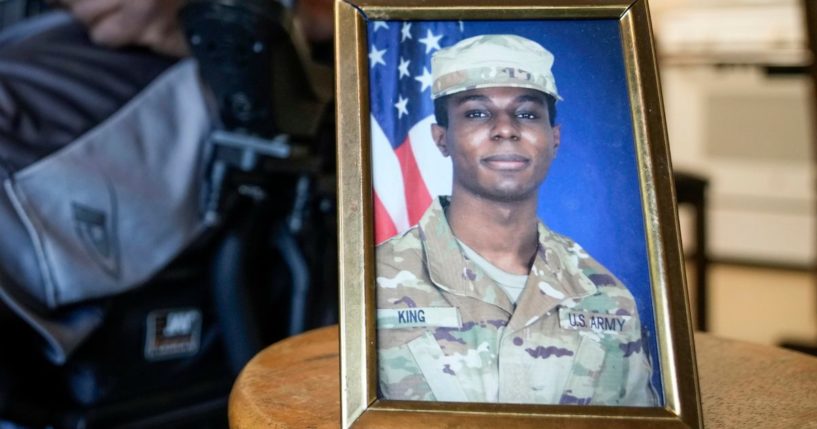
[229,325,340,428]
[229,326,817,428]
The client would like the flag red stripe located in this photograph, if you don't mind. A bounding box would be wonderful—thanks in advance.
[394,138,432,226]
[373,191,399,244]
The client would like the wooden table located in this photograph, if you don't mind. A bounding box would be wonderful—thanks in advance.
[229,326,817,428]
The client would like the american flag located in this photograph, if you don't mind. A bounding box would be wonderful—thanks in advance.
[368,20,465,244]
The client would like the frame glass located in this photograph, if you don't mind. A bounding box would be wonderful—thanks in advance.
[336,0,702,427]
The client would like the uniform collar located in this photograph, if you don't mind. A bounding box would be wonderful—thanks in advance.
[419,196,598,323]
[419,197,503,305]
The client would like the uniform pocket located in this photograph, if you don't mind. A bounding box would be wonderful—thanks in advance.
[559,333,606,405]
[407,331,470,402]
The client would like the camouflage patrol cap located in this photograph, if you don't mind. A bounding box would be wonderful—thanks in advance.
[431,34,560,100]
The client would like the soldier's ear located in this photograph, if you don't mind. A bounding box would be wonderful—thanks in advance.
[431,123,450,157]
[552,125,561,157]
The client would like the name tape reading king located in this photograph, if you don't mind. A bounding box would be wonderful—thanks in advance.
[378,307,461,329]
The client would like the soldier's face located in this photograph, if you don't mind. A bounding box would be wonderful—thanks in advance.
[432,87,560,203]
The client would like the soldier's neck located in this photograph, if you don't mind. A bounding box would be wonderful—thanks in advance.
[446,193,539,276]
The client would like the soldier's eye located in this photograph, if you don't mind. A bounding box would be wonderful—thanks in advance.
[516,111,538,120]
[464,110,489,119]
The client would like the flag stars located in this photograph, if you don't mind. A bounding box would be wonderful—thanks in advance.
[394,95,409,119]
[418,29,442,54]
[398,57,411,79]
[415,67,433,92]
[373,21,389,32]
[369,45,386,68]
[401,22,412,42]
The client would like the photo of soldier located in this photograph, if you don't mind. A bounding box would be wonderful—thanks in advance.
[375,34,660,406]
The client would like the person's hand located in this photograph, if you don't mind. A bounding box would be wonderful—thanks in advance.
[59,0,189,57]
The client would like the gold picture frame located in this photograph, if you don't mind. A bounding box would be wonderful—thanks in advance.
[335,0,702,427]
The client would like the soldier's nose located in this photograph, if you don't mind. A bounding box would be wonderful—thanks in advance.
[491,114,520,142]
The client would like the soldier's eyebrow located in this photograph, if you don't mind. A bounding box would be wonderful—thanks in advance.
[453,93,546,106]
[454,94,492,106]
[515,94,546,106]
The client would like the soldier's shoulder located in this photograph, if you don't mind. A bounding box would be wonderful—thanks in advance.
[377,225,423,254]
[546,230,616,274]
[581,257,637,308]
[376,226,424,271]
[375,226,442,308]
[543,229,638,308]
[577,267,639,318]
[541,228,591,262]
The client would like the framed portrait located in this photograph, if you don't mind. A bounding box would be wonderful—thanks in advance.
[335,0,702,427]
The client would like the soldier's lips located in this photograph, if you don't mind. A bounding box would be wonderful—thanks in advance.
[481,154,530,171]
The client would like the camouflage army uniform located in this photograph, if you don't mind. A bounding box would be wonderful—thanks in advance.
[376,197,658,406]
